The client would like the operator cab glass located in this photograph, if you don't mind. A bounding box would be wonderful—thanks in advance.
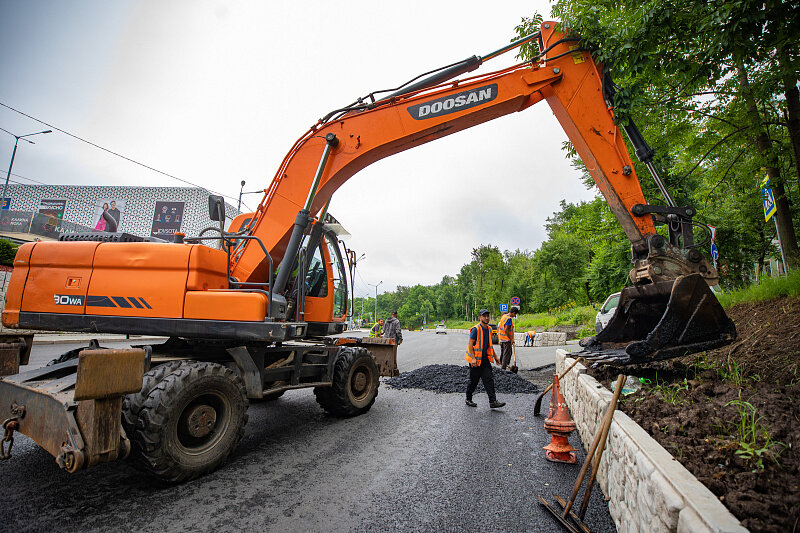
[325,233,347,317]
[305,244,328,298]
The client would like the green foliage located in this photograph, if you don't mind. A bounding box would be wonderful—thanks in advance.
[524,0,800,279]
[716,269,800,308]
[725,394,785,471]
[648,376,689,405]
[0,239,18,266]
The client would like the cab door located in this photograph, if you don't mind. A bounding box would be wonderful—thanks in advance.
[303,233,348,323]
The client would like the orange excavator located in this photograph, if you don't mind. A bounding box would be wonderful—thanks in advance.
[0,22,735,480]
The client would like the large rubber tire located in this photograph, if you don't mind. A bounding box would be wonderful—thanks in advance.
[133,361,248,482]
[313,347,379,417]
[122,361,187,443]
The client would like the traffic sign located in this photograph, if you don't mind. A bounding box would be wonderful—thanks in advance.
[1,198,9,210]
[710,243,719,261]
[500,304,508,313]
[707,224,716,243]
[762,187,777,222]
[510,296,520,306]
[761,174,777,222]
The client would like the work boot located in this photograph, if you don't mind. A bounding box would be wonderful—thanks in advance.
[465,398,477,407]
[489,401,506,409]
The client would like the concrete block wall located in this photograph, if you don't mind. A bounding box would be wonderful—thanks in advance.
[555,350,748,533]
[441,330,567,346]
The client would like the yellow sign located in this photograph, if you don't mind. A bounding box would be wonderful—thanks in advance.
[569,45,585,64]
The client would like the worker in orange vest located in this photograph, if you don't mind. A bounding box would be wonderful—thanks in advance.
[464,309,505,409]
[497,306,519,370]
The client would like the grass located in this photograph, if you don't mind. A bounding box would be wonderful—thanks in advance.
[648,376,690,405]
[716,269,800,309]
[725,393,785,472]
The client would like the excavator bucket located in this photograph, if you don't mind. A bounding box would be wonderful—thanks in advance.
[578,274,736,365]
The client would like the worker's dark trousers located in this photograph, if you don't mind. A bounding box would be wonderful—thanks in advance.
[499,342,513,369]
[466,360,497,402]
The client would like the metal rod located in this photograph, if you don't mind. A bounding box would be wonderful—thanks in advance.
[304,133,338,211]
[562,374,625,519]
[645,161,677,207]
[481,32,540,62]
[774,217,789,274]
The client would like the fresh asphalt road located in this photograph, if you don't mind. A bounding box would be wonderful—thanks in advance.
[1,332,613,532]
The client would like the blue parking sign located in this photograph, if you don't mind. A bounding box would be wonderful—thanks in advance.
[500,304,508,312]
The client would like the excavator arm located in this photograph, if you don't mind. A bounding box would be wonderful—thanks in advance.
[225,22,735,364]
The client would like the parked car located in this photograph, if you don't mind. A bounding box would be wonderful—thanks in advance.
[595,292,621,333]
[435,323,447,334]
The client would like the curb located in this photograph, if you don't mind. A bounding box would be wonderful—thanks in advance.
[556,350,748,533]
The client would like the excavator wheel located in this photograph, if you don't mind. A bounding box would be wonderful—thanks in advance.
[122,360,188,449]
[133,361,248,482]
[313,347,379,417]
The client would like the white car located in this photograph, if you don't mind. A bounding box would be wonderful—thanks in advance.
[595,292,621,333]
[435,324,447,334]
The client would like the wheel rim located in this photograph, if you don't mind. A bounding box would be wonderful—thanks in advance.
[349,361,375,404]
[174,391,231,454]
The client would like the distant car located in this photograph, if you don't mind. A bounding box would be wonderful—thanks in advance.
[489,323,499,344]
[435,324,447,334]
[595,292,621,333]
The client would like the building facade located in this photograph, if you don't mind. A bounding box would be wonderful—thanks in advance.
[1,184,239,242]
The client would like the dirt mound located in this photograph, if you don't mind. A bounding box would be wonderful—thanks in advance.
[385,364,539,394]
[588,296,800,532]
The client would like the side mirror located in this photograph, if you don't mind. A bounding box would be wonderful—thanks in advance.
[208,195,225,222]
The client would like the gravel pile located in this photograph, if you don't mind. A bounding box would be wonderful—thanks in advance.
[385,364,539,394]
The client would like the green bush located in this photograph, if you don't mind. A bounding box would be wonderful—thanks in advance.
[0,239,18,266]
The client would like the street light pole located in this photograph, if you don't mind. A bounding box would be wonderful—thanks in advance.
[237,180,246,213]
[1,129,52,209]
[368,280,383,325]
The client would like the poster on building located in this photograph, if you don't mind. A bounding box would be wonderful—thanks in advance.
[38,199,67,220]
[0,211,31,233]
[93,199,125,232]
[150,201,185,239]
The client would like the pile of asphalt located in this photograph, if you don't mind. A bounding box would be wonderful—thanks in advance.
[385,364,539,394]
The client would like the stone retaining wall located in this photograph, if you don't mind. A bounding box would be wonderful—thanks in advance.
[437,329,567,346]
[555,350,747,533]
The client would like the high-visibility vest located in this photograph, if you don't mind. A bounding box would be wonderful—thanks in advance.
[369,323,381,337]
[498,313,513,342]
[464,324,497,367]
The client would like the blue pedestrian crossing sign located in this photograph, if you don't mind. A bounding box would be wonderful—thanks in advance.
[761,175,777,222]
[500,304,508,313]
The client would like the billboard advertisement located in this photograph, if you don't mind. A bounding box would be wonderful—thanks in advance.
[150,201,185,239]
[93,199,126,232]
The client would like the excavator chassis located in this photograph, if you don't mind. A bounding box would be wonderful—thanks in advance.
[577,274,737,365]
[1,334,395,476]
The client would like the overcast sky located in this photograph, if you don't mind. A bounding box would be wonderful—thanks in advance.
[0,1,598,298]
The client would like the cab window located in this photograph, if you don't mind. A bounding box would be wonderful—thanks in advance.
[305,244,328,298]
[325,234,348,316]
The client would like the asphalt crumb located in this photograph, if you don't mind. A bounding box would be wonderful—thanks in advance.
[385,364,539,394]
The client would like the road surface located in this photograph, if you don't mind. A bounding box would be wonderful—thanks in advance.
[1,332,614,532]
